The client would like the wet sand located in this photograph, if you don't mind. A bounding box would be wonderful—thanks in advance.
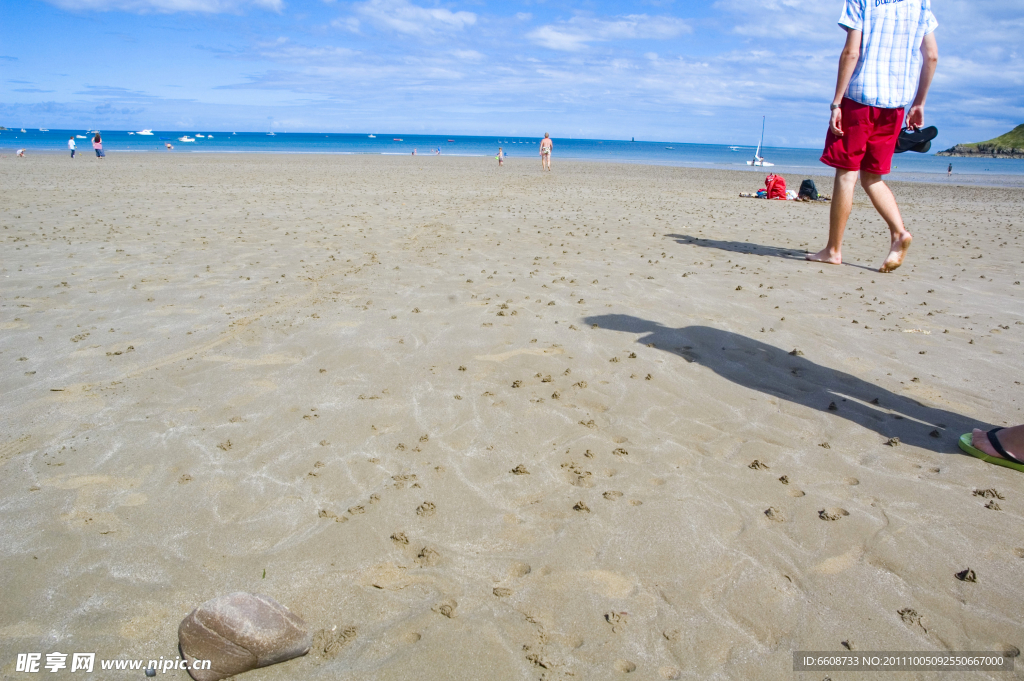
[1,153,1022,679]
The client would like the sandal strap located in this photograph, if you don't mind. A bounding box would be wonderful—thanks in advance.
[987,428,1024,464]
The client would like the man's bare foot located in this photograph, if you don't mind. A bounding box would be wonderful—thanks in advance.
[971,426,1024,463]
[806,248,841,265]
[879,231,912,272]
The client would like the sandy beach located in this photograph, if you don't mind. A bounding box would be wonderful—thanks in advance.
[1,153,1022,680]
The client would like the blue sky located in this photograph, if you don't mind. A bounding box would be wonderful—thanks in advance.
[2,0,1022,148]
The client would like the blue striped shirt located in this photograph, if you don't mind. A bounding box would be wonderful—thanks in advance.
[840,0,938,109]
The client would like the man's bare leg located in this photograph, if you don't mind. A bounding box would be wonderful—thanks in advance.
[971,425,1024,463]
[807,168,858,265]
[860,172,912,272]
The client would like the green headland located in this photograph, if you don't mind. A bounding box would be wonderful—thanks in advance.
[938,124,1024,158]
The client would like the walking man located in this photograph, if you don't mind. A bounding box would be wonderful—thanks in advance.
[68,135,76,158]
[807,0,938,273]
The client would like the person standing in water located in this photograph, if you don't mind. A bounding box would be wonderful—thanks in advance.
[807,0,938,273]
[539,133,552,171]
[68,135,76,158]
[947,163,952,177]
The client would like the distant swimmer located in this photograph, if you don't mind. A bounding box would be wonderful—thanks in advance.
[540,133,552,171]
[165,142,174,150]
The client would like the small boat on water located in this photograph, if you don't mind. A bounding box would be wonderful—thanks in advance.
[267,132,276,136]
[729,146,740,151]
[136,130,154,135]
[195,134,205,138]
[178,136,195,142]
[368,134,376,138]
[39,128,49,132]
[746,117,775,167]
[21,128,27,133]
[77,135,87,139]
[208,135,214,138]
[665,146,674,150]
[128,132,135,135]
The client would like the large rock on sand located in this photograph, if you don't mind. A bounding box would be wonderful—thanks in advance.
[178,592,311,681]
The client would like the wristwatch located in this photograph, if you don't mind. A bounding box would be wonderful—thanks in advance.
[830,103,841,110]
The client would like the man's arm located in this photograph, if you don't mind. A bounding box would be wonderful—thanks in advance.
[830,28,862,137]
[906,32,938,129]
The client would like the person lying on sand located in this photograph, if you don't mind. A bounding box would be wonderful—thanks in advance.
[961,425,1024,472]
[807,0,938,273]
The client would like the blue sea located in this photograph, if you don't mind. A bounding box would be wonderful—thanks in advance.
[4,129,1023,187]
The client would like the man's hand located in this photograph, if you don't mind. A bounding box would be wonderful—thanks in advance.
[830,107,844,137]
[906,104,924,131]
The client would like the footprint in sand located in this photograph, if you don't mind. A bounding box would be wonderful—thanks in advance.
[415,547,441,567]
[416,501,436,517]
[603,491,623,500]
[659,666,681,679]
[432,599,457,619]
[493,587,513,597]
[764,507,785,522]
[511,465,529,475]
[819,508,849,521]
[605,612,628,633]
[311,626,357,659]
[614,659,636,673]
[509,562,531,578]
[748,459,770,470]
[788,489,806,498]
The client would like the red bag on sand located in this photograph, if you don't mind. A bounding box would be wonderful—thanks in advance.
[765,174,786,200]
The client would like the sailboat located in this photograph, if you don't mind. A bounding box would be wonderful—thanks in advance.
[746,116,774,167]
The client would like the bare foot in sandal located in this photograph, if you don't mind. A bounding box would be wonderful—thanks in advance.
[972,425,1024,463]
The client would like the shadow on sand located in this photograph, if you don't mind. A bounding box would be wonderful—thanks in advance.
[665,233,808,261]
[665,233,877,271]
[584,314,987,453]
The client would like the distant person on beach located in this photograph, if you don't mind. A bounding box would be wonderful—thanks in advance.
[412,149,417,156]
[540,133,552,171]
[497,147,504,167]
[947,163,952,177]
[93,133,105,158]
[808,0,938,273]
[165,142,174,150]
[17,148,26,157]
[68,136,76,158]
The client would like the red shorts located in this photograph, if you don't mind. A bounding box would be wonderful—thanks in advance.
[820,98,903,175]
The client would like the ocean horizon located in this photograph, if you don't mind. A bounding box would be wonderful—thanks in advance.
[4,129,1023,187]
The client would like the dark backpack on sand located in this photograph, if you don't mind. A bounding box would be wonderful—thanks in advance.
[798,179,818,200]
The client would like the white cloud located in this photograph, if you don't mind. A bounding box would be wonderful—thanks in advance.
[351,0,476,37]
[451,49,484,61]
[527,14,691,52]
[42,0,282,12]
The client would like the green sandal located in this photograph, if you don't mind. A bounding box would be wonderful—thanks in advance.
[959,429,1024,473]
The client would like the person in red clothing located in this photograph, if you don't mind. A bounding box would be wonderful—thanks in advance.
[807,0,938,273]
